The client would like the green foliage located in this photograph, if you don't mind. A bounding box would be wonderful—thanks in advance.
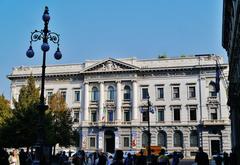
[47,92,74,147]
[180,54,186,57]
[0,76,40,147]
[158,54,167,58]
[0,94,12,125]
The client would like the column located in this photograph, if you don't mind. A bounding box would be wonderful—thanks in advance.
[84,82,89,121]
[132,80,138,120]
[99,82,104,121]
[116,81,122,121]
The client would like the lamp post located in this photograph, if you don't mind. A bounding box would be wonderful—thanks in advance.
[26,6,62,164]
[147,95,152,164]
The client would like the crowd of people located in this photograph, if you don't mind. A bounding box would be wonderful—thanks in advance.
[0,147,236,165]
[0,148,33,165]
[68,148,183,165]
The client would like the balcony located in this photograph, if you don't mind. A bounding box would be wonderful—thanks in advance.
[207,96,218,102]
[88,121,132,126]
[202,119,227,125]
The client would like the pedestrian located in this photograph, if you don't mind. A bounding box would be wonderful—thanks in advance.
[59,151,68,165]
[97,151,107,165]
[136,150,146,165]
[8,149,20,165]
[157,148,170,165]
[171,151,180,165]
[112,150,124,165]
[0,148,9,165]
[214,153,222,165]
[194,147,209,165]
[124,153,133,165]
[223,152,230,165]
[19,149,27,165]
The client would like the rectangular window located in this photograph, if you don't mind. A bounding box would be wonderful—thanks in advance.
[158,109,164,122]
[190,108,197,121]
[189,86,196,98]
[60,90,67,101]
[157,87,164,99]
[108,110,114,121]
[89,137,96,148]
[142,88,149,100]
[174,108,180,121]
[47,91,53,103]
[74,90,80,102]
[73,111,79,123]
[123,137,130,147]
[124,110,130,121]
[142,110,148,122]
[91,111,97,122]
[173,87,180,99]
[210,108,218,120]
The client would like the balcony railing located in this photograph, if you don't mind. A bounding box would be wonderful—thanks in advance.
[202,119,226,125]
[88,121,132,126]
[207,96,218,102]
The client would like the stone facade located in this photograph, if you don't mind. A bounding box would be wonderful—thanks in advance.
[8,54,231,158]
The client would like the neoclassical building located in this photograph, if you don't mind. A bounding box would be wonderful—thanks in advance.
[8,54,230,158]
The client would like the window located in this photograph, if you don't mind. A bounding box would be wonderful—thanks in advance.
[157,107,165,122]
[107,110,114,121]
[189,86,196,98]
[173,107,181,121]
[47,90,53,103]
[141,107,148,122]
[123,136,130,147]
[190,130,199,147]
[123,85,131,100]
[91,110,97,122]
[142,88,149,100]
[190,107,197,121]
[158,131,167,147]
[89,137,96,148]
[124,109,131,121]
[156,87,164,99]
[173,87,180,99]
[210,108,218,120]
[107,86,115,101]
[142,132,148,147]
[174,131,183,147]
[73,110,79,123]
[60,90,67,101]
[209,82,217,97]
[74,90,80,102]
[91,87,99,101]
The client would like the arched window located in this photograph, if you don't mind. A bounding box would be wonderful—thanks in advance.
[142,132,148,147]
[107,86,114,101]
[190,130,199,147]
[91,87,99,101]
[174,130,183,147]
[209,81,217,97]
[124,85,131,100]
[158,131,167,147]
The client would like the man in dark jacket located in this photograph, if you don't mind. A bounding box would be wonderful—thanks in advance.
[195,147,209,165]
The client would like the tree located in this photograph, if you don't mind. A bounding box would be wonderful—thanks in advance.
[0,94,12,125]
[0,76,40,147]
[47,91,73,154]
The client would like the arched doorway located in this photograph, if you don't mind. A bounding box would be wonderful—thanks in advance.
[105,130,115,153]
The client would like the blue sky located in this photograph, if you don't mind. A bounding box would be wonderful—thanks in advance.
[0,0,226,99]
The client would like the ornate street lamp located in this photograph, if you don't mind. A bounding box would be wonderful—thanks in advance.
[147,95,152,164]
[26,6,62,164]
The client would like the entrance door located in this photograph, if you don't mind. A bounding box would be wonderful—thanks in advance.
[211,140,220,155]
[105,130,115,153]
